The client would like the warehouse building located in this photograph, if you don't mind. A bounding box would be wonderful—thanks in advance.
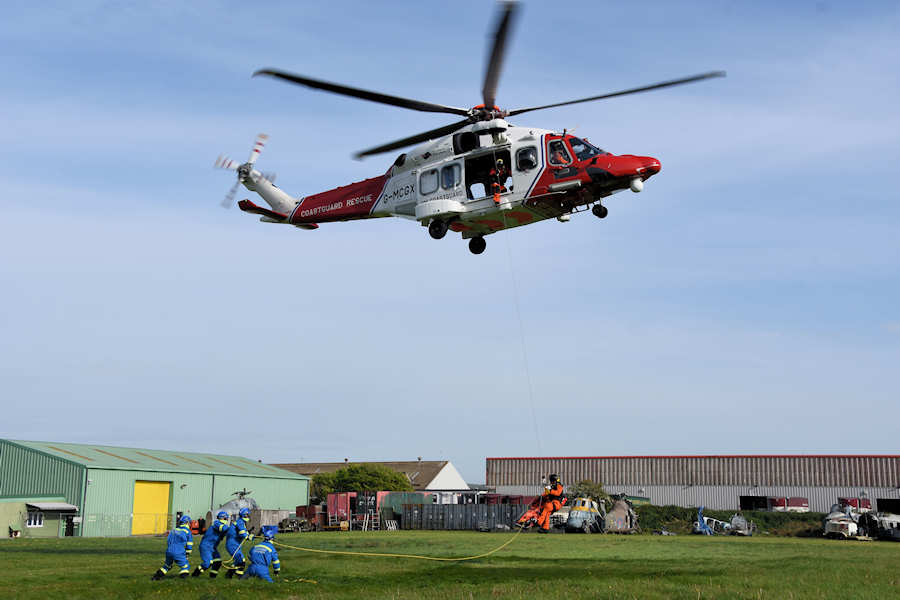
[486,455,900,513]
[0,439,308,537]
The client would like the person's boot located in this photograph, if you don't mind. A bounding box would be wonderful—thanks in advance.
[150,569,165,581]
[209,559,221,578]
[191,566,204,577]
[179,571,189,579]
[225,567,235,579]
[239,571,250,580]
[538,528,549,534]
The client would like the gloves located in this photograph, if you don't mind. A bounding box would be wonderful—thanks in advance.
[247,534,255,542]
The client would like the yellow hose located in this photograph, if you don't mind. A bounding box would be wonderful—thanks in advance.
[272,526,524,562]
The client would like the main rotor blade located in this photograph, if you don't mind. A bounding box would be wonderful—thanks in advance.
[507,71,726,116]
[254,68,470,116]
[482,1,519,110]
[355,117,473,159]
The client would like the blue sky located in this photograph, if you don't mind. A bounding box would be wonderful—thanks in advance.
[1,1,898,483]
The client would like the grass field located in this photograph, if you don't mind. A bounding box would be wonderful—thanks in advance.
[2,531,898,599]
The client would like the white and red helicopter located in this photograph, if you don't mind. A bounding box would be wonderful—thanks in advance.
[216,3,723,254]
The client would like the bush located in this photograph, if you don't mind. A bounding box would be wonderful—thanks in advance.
[636,504,826,536]
[312,464,414,497]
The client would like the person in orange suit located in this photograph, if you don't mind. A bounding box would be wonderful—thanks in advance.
[535,474,564,533]
[489,158,509,204]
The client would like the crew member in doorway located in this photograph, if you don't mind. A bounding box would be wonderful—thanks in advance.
[490,158,509,204]
[193,510,229,578]
[224,508,254,578]
[151,515,194,580]
[536,474,565,533]
[240,528,281,582]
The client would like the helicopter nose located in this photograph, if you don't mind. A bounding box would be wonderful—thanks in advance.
[641,156,661,176]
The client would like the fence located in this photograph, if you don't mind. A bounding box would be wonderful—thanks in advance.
[400,503,525,530]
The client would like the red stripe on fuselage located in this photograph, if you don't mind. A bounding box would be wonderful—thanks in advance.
[290,173,390,224]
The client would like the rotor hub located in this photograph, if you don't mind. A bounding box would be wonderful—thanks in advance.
[469,105,506,121]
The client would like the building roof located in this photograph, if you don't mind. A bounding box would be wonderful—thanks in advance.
[27,502,79,511]
[271,461,450,491]
[487,454,900,460]
[5,440,308,480]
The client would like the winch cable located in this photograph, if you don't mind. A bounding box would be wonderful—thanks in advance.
[501,210,543,453]
[232,213,542,569]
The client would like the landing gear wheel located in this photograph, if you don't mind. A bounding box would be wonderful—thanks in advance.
[428,220,448,240]
[592,204,608,219]
[582,522,592,534]
[468,236,486,255]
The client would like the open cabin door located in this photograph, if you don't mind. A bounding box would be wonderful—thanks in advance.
[463,149,512,201]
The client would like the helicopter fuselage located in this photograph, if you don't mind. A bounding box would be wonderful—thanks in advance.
[239,120,660,240]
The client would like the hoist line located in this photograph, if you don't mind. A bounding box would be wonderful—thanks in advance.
[501,210,543,453]
[271,525,524,562]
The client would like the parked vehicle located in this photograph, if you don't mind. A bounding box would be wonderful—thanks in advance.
[565,497,605,533]
[823,504,859,539]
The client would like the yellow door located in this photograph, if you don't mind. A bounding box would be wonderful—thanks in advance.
[131,481,171,535]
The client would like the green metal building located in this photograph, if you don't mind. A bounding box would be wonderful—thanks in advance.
[0,439,309,538]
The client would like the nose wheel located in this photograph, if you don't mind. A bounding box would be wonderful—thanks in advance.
[592,204,608,219]
[468,236,486,254]
[428,220,449,239]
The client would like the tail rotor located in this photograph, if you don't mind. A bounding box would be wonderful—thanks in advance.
[247,133,268,165]
[214,134,275,209]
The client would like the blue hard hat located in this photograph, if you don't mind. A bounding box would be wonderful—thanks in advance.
[216,511,228,519]
[264,531,275,541]
[239,508,250,518]
[178,515,191,525]
[261,525,277,540]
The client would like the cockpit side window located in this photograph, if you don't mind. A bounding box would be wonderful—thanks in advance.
[568,137,606,160]
[548,139,572,165]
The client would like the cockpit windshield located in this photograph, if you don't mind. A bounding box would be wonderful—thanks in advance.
[568,137,607,160]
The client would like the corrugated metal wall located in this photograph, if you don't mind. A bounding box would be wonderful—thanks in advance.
[82,469,214,537]
[487,456,900,513]
[212,475,308,511]
[80,471,308,537]
[487,456,900,487]
[0,440,85,507]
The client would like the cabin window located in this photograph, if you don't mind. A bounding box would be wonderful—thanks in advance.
[548,140,572,165]
[420,169,439,195]
[26,512,44,527]
[441,164,461,189]
[516,146,538,171]
[568,137,606,160]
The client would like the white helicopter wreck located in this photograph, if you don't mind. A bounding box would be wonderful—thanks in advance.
[216,3,724,254]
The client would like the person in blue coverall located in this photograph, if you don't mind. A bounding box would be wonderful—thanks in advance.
[240,529,281,582]
[224,507,254,578]
[192,510,230,578]
[151,515,194,580]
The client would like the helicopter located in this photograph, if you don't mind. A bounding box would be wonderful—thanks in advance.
[216,2,724,254]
